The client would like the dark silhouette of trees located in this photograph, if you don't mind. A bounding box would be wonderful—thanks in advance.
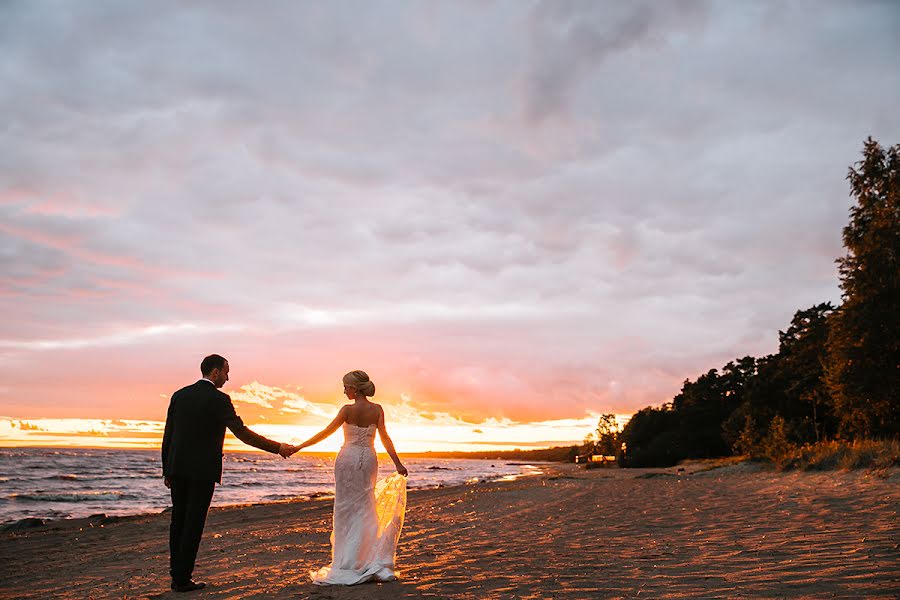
[618,405,680,467]
[594,413,620,456]
[673,358,756,458]
[721,304,836,455]
[618,358,755,466]
[414,445,579,462]
[777,303,837,441]
[617,139,899,467]
[579,414,621,462]
[826,138,900,438]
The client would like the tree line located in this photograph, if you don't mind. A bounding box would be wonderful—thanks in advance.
[586,139,899,467]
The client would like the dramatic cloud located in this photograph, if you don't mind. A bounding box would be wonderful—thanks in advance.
[1,1,898,442]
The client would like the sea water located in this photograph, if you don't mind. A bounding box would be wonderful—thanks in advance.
[0,447,542,523]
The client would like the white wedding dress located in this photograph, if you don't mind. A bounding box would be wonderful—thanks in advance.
[310,423,407,585]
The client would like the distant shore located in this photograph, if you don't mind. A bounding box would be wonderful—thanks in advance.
[0,444,580,459]
[399,445,577,461]
[2,462,898,599]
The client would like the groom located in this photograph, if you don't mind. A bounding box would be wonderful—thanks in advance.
[162,354,293,592]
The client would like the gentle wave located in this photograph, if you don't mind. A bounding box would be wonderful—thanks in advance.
[0,447,543,523]
[11,491,139,503]
[261,493,316,502]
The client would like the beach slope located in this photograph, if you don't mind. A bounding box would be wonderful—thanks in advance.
[1,464,898,599]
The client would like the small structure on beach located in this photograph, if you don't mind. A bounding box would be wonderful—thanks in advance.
[575,454,616,468]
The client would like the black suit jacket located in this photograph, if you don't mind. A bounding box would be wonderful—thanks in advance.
[161,380,281,483]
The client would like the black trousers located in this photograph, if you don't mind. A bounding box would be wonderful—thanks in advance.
[169,478,215,584]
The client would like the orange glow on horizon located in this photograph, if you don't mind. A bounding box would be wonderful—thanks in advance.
[1,382,633,453]
[0,411,631,454]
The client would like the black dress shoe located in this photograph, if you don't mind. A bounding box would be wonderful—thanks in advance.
[172,580,206,592]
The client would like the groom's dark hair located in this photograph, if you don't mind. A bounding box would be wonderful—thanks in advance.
[201,354,227,376]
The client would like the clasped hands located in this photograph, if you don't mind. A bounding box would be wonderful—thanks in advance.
[276,444,408,477]
[278,443,304,458]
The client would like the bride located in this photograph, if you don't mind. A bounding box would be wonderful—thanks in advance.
[291,370,408,585]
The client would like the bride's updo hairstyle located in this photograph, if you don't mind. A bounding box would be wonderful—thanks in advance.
[343,370,376,397]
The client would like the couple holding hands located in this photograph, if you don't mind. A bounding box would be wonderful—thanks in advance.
[162,354,407,592]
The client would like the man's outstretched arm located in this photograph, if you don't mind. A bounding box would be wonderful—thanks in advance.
[221,397,292,457]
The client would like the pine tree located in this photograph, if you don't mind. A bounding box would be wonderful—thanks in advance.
[826,138,900,437]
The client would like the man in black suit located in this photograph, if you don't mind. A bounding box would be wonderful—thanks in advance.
[162,354,293,592]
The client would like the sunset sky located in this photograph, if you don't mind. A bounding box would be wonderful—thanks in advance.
[1,2,899,451]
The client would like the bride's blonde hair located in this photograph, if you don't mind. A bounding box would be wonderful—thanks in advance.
[342,370,375,397]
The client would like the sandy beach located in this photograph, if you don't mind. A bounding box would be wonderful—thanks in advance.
[1,463,898,599]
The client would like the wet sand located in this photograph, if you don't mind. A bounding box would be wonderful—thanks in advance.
[1,463,898,599]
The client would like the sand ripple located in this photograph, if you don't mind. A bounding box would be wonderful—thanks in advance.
[1,465,898,599]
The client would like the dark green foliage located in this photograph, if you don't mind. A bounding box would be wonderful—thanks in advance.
[622,315,829,467]
[594,413,620,456]
[721,354,786,451]
[617,406,680,467]
[618,139,898,467]
[673,357,756,458]
[722,303,837,450]
[580,432,597,456]
[733,414,801,467]
[580,414,622,459]
[776,303,837,441]
[410,445,579,462]
[760,415,796,466]
[620,358,756,466]
[625,301,837,466]
[826,138,900,438]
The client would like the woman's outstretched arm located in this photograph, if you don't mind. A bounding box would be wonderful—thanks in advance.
[377,407,408,476]
[295,406,347,451]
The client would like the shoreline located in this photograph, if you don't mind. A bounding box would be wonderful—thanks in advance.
[1,461,555,531]
[0,449,552,527]
[0,444,577,459]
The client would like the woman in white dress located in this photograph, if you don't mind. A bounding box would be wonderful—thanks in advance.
[292,370,408,585]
